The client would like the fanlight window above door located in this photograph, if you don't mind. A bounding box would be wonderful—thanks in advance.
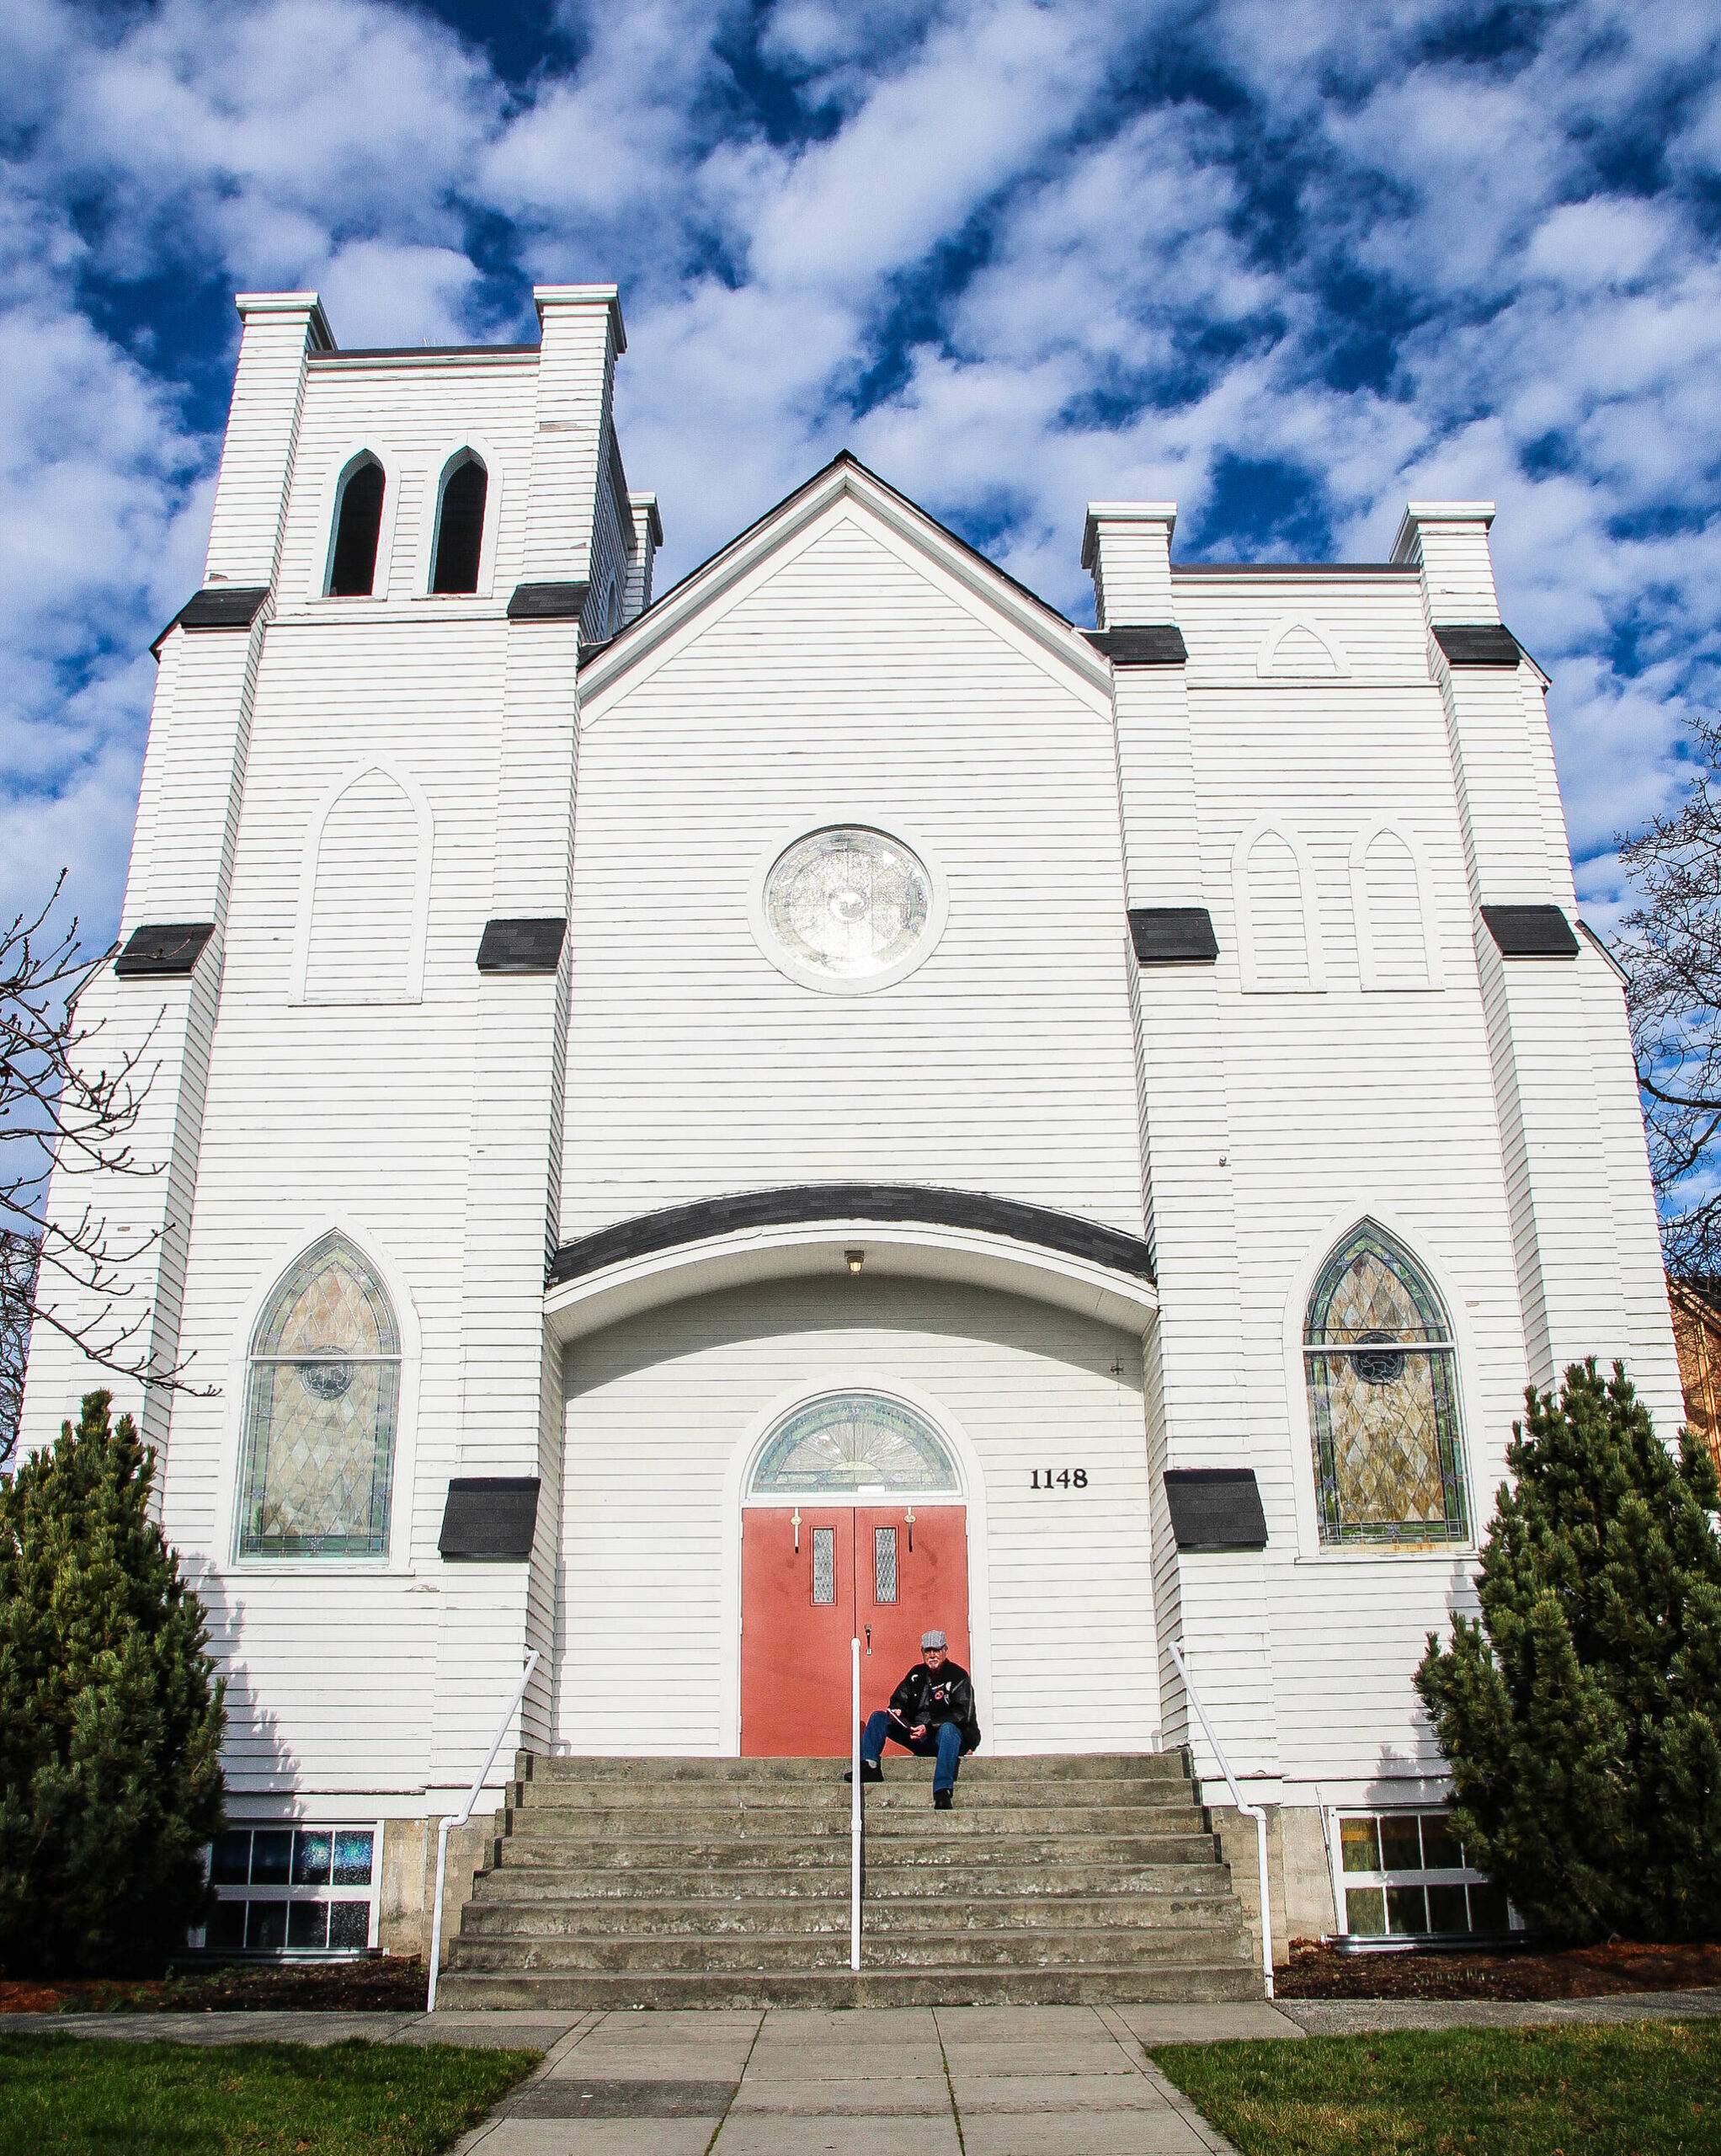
[751,1392,958,1496]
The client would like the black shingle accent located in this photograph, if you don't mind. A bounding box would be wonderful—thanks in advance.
[1164,1469,1268,1551]
[114,923,216,978]
[549,1183,1154,1289]
[151,586,269,658]
[1433,624,1521,669]
[507,580,589,620]
[1084,626,1189,666]
[477,917,567,974]
[1129,908,1218,965]
[1480,905,1580,959]
[439,1478,541,1560]
[1475,901,1587,961]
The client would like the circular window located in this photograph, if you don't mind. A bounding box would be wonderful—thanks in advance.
[754,824,945,993]
[1351,1331,1409,1387]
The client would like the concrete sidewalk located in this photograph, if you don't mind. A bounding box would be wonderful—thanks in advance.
[4,1990,1718,2154]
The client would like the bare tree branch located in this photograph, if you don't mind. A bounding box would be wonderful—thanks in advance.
[2,875,214,1467]
[1618,710,1721,1284]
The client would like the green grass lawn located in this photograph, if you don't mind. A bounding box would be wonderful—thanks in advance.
[1151,2020,1721,2156]
[0,2035,540,2156]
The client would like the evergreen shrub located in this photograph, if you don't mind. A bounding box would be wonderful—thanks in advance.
[0,1390,226,1975]
[1416,1358,1721,1941]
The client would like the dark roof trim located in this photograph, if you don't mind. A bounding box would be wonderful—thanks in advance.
[1085,626,1189,666]
[477,917,567,974]
[1164,1469,1268,1551]
[150,584,269,659]
[549,1182,1155,1289]
[314,344,539,360]
[508,580,589,620]
[1433,624,1522,669]
[114,922,216,978]
[1480,905,1580,959]
[1130,907,1218,965]
[1170,563,1420,578]
[439,1477,541,1561]
[579,450,1079,673]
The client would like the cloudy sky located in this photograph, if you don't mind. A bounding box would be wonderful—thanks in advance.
[5,0,1719,950]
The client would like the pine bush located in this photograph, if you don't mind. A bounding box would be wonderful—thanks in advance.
[1416,1358,1721,1941]
[0,1390,226,1975]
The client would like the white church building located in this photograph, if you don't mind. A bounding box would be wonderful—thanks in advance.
[22,284,1681,1985]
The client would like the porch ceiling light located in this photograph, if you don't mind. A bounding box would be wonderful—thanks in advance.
[845,1249,865,1276]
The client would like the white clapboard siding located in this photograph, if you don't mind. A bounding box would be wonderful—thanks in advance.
[563,506,1143,1241]
[556,1278,1159,1757]
[301,768,424,1001]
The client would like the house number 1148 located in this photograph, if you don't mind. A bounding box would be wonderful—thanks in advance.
[1031,1470,1088,1489]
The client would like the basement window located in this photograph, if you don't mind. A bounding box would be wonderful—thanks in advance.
[189,1822,383,1956]
[1331,1811,1513,1940]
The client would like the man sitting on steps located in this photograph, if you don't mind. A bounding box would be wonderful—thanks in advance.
[848,1630,980,1809]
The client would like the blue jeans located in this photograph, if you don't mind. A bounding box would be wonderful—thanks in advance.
[861,1709,963,1794]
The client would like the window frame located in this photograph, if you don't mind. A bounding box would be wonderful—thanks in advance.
[190,1819,385,1958]
[1323,1807,1517,1943]
[312,445,401,603]
[1300,1220,1470,1551]
[232,1233,403,1567]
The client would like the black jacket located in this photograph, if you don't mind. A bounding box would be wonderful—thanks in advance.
[889,1661,980,1752]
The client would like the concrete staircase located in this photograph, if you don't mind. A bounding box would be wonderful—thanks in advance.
[435,1752,1264,2007]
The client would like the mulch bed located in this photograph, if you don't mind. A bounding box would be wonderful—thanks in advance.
[1276,1935,1721,2000]
[0,1956,430,2015]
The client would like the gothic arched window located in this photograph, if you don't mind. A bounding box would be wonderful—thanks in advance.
[328,456,385,596]
[237,1235,400,1559]
[430,453,487,593]
[1303,1224,1468,1546]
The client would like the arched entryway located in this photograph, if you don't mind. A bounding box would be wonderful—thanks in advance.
[741,1390,970,1755]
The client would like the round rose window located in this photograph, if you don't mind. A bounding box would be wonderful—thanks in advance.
[762,826,934,985]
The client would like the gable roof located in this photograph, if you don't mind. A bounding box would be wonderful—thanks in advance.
[575,450,1112,704]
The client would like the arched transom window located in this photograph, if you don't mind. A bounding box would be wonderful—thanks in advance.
[237,1235,400,1559]
[1303,1225,1467,1547]
[750,1392,958,1497]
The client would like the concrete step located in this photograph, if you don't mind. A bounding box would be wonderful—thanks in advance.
[435,1964,1266,2009]
[519,1753,1191,1785]
[504,1802,1204,1842]
[460,1889,1244,1939]
[510,1780,1201,1817]
[493,1829,1219,1870]
[468,1858,1235,1901]
[447,1924,1250,1974]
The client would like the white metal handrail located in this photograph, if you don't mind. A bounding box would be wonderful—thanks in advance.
[425,1648,541,2013]
[1167,1639,1274,1999]
[850,1636,862,1971]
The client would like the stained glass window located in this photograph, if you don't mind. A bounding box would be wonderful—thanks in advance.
[752,1392,958,1496]
[1303,1225,1468,1546]
[237,1235,399,1559]
[765,827,930,980]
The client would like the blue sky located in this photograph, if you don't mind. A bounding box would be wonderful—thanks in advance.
[5,0,1719,950]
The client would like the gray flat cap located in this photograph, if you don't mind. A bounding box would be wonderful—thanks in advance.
[921,1630,947,1651]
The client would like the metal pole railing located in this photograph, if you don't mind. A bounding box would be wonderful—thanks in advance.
[1168,1639,1274,1999]
[425,1649,541,2015]
[850,1636,862,1972]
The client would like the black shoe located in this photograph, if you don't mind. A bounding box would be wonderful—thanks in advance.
[843,1762,884,1785]
[934,1789,953,1810]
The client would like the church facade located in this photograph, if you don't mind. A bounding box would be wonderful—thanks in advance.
[22,284,1681,1968]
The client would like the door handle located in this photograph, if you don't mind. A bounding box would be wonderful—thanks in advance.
[865,1625,872,1655]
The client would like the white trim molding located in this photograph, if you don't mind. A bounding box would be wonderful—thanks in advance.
[1255,615,1351,680]
[1233,818,1327,994]
[1349,819,1444,993]
[290,759,434,1006]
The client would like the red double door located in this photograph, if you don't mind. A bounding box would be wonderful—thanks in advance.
[740,1505,970,1756]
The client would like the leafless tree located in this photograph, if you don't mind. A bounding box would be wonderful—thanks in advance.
[2,877,206,1466]
[1619,710,1721,1283]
